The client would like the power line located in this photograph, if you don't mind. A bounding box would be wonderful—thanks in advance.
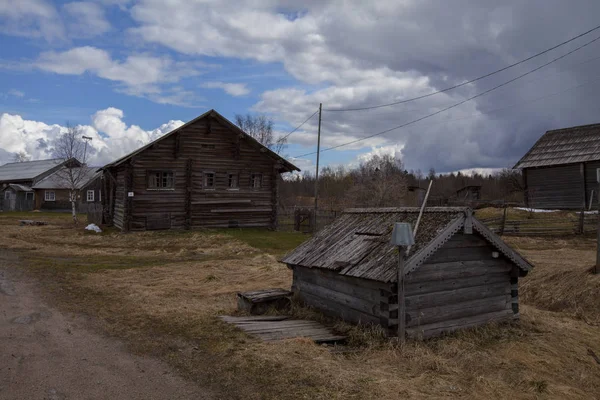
[323,24,600,112]
[280,109,319,141]
[291,33,600,159]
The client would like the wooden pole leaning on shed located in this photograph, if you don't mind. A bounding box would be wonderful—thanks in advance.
[406,180,433,257]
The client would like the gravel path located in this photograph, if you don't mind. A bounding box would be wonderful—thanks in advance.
[0,253,214,400]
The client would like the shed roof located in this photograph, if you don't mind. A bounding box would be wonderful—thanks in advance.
[102,109,300,173]
[0,158,65,182]
[281,207,532,283]
[6,184,33,192]
[513,123,600,169]
[32,167,101,190]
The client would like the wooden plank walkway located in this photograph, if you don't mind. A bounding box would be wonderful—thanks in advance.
[219,315,346,344]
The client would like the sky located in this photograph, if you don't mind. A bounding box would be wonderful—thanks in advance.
[1,1,600,175]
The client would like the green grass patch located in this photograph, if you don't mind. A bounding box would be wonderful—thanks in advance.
[214,228,309,256]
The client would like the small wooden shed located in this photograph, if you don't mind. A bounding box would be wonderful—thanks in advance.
[281,207,533,339]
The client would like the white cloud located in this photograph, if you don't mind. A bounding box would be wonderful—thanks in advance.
[64,2,111,37]
[0,108,184,166]
[8,89,25,98]
[0,0,65,41]
[201,81,250,97]
[357,144,405,164]
[35,47,203,106]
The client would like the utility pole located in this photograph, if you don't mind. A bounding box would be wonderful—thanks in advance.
[313,103,322,232]
[82,135,93,165]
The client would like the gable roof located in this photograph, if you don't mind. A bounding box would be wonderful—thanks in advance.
[102,109,300,172]
[5,184,33,192]
[0,158,66,182]
[281,207,532,283]
[32,167,101,190]
[514,123,600,169]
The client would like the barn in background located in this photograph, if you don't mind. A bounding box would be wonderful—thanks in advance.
[282,207,533,339]
[514,123,600,209]
[101,109,299,231]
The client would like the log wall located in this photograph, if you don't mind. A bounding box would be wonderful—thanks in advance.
[403,233,515,339]
[292,267,389,326]
[106,116,285,231]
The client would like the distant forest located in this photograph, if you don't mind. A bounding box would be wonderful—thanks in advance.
[280,154,523,210]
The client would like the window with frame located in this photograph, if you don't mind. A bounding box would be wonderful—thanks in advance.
[45,191,55,201]
[228,173,239,189]
[203,172,215,189]
[147,171,174,190]
[87,190,95,202]
[251,173,262,189]
[26,192,34,200]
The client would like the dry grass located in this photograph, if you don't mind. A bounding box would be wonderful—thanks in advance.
[506,236,600,325]
[1,212,600,399]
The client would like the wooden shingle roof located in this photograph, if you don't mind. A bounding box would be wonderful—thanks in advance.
[281,207,533,283]
[514,123,600,169]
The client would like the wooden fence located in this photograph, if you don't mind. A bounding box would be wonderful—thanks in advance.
[278,207,339,233]
[477,207,598,236]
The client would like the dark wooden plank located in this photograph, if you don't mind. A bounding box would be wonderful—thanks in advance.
[294,280,379,317]
[406,294,510,327]
[405,272,509,296]
[405,282,510,310]
[405,260,512,283]
[299,292,380,326]
[406,309,514,339]
[293,267,388,301]
[219,315,290,322]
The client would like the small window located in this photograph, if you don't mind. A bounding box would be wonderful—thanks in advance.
[4,191,10,200]
[203,172,215,189]
[45,191,55,201]
[228,173,238,189]
[87,190,95,202]
[147,171,174,190]
[26,192,34,200]
[251,173,262,189]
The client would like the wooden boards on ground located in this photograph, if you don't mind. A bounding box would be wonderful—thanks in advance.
[220,315,346,344]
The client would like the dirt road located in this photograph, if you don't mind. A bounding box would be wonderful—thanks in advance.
[0,254,213,400]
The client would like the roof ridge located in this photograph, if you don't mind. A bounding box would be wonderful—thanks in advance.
[546,122,600,133]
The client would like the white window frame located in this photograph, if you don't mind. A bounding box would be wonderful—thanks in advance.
[87,190,95,202]
[251,173,262,189]
[203,171,216,190]
[45,191,55,202]
[4,191,10,200]
[227,173,239,190]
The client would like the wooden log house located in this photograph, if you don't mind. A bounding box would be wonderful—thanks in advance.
[514,123,600,210]
[281,207,533,339]
[100,109,299,231]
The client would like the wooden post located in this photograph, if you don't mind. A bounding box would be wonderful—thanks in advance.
[185,158,192,230]
[397,247,406,342]
[596,173,600,274]
[313,103,322,232]
[500,205,508,235]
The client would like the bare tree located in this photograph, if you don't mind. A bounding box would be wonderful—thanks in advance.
[346,154,407,207]
[234,113,287,154]
[52,124,91,224]
[13,151,30,163]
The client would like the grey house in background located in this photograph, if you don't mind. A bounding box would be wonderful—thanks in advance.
[514,123,600,209]
[282,208,533,339]
[0,158,76,211]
